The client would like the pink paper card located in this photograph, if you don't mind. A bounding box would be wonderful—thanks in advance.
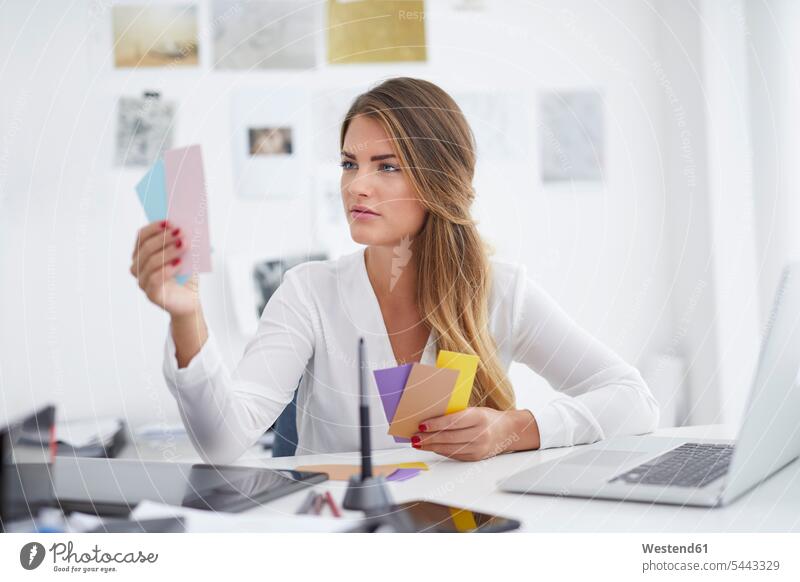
[164,145,212,277]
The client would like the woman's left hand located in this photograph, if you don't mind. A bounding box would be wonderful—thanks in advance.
[411,407,541,461]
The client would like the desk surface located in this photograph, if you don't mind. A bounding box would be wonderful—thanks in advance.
[121,425,800,532]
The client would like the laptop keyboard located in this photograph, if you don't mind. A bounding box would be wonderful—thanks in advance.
[609,443,734,488]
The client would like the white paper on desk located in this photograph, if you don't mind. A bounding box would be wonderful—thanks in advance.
[66,512,108,533]
[130,500,357,533]
[57,418,122,448]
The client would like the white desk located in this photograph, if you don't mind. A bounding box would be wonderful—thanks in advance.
[123,425,800,532]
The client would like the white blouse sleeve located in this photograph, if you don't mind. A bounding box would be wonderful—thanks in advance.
[510,265,660,449]
[162,267,315,465]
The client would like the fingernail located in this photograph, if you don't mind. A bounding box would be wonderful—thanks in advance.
[160,221,168,228]
[171,258,181,266]
[175,239,183,248]
[411,436,420,445]
[412,443,421,449]
[171,228,181,236]
[418,424,428,432]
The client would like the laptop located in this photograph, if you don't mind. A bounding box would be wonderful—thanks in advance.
[499,262,800,507]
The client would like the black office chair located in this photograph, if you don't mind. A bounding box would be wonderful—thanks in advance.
[271,385,299,457]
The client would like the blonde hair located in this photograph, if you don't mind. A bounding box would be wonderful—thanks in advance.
[340,77,515,411]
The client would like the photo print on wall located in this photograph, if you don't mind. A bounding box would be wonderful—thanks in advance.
[112,4,199,68]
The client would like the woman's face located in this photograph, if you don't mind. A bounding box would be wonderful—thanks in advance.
[341,115,427,247]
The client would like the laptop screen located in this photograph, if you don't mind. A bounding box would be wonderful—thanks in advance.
[0,405,57,531]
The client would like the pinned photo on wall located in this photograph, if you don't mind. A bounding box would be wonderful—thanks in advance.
[212,0,318,70]
[327,0,427,64]
[115,94,175,167]
[230,88,312,199]
[249,127,293,156]
[112,4,199,68]
[253,254,327,318]
[539,90,605,183]
[226,252,328,335]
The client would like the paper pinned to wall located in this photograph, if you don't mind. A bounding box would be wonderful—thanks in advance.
[230,88,312,199]
[112,4,199,68]
[212,0,318,70]
[539,90,605,183]
[327,0,427,64]
[116,96,175,167]
[225,253,261,336]
[453,91,530,160]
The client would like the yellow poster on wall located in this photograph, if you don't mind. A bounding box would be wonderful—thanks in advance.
[327,0,427,64]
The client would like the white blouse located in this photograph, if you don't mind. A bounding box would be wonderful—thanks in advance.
[163,247,660,464]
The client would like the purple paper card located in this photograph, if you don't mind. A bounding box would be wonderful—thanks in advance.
[373,364,413,443]
[386,468,421,482]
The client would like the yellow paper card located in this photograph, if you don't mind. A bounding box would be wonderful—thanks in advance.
[436,350,479,414]
[449,507,478,532]
[394,462,429,470]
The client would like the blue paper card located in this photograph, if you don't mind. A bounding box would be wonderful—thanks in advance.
[135,158,188,285]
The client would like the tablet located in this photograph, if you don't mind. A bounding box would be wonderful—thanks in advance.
[392,501,521,533]
[54,456,327,517]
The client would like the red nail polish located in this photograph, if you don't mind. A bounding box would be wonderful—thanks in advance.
[171,258,181,266]
[418,424,427,432]
[171,228,181,236]
[175,239,183,248]
[411,436,420,445]
[160,221,168,228]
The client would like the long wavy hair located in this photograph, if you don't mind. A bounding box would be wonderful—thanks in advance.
[340,77,516,411]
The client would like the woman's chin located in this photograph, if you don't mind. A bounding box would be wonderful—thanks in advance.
[349,224,386,246]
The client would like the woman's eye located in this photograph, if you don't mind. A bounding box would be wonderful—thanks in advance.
[379,163,399,173]
[340,160,356,170]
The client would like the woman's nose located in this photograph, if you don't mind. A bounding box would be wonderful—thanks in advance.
[348,170,377,197]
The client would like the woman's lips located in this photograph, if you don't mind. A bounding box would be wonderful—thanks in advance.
[350,208,381,221]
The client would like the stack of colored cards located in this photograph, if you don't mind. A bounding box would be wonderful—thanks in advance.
[373,351,480,440]
[135,144,212,285]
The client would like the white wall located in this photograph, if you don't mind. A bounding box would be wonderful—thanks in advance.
[2,0,765,433]
[747,0,800,324]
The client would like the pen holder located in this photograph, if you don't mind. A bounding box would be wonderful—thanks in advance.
[342,475,394,512]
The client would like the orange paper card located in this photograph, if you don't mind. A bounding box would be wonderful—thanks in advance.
[294,463,427,481]
[388,363,459,438]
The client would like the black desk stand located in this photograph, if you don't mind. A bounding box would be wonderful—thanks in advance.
[342,339,414,532]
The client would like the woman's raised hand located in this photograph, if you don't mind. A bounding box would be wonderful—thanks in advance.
[130,220,200,317]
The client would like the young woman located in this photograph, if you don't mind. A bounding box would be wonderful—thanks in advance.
[130,77,659,465]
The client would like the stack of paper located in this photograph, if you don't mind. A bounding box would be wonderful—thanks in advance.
[135,144,212,285]
[374,351,480,440]
[294,462,430,482]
